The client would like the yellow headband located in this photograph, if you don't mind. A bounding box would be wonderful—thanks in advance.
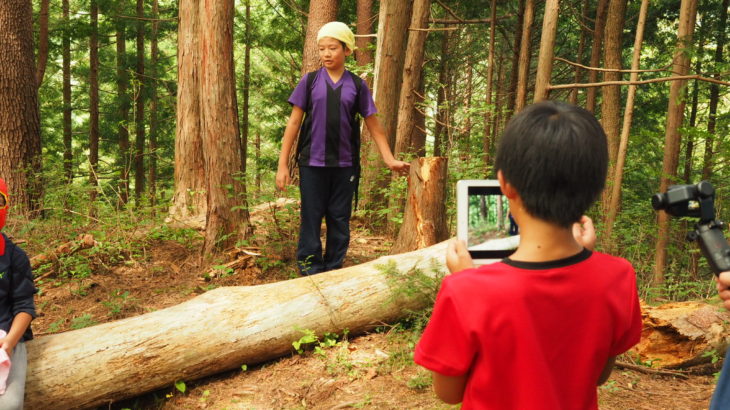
[317,21,356,52]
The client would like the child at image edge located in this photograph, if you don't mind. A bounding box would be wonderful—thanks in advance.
[0,178,37,410]
[276,21,409,276]
[414,101,643,409]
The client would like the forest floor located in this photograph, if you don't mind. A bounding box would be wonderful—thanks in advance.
[27,216,719,410]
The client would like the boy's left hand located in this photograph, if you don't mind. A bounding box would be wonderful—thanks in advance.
[446,239,474,274]
[0,336,16,355]
[572,215,596,251]
[386,159,410,176]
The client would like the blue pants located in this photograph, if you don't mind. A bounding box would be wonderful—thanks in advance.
[297,166,356,275]
[711,346,730,409]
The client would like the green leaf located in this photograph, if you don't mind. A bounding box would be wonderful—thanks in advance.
[175,380,186,394]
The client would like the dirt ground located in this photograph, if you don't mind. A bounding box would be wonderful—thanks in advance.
[29,225,719,410]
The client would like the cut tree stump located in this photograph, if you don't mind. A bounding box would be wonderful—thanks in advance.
[629,301,730,369]
[392,157,449,254]
[25,241,449,409]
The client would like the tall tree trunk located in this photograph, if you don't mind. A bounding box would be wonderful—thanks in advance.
[533,0,560,102]
[393,0,430,157]
[238,0,252,235]
[35,0,50,87]
[433,29,450,157]
[286,0,340,182]
[702,0,728,181]
[514,0,534,112]
[199,0,248,254]
[0,0,42,213]
[170,0,207,221]
[483,0,497,172]
[653,0,698,287]
[355,0,374,73]
[255,133,261,197]
[360,0,413,218]
[148,0,159,210]
[134,0,146,205]
[684,30,705,184]
[585,0,609,113]
[506,0,525,119]
[599,0,628,216]
[602,0,648,251]
[89,0,100,209]
[569,0,590,105]
[62,0,73,183]
[117,2,130,205]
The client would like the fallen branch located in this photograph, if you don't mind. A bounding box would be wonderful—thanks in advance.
[615,361,689,379]
[32,235,97,281]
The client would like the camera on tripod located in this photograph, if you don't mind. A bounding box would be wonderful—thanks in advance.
[652,181,730,275]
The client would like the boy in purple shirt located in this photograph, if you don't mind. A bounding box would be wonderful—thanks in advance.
[276,22,409,275]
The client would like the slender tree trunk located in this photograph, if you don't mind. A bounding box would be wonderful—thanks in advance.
[255,133,261,197]
[199,0,248,254]
[361,0,413,218]
[599,0,628,215]
[237,0,252,236]
[702,0,728,181]
[506,0,525,119]
[117,2,130,205]
[514,0,534,112]
[602,0,648,251]
[89,0,100,209]
[653,0,698,287]
[394,0,430,157]
[569,0,590,105]
[585,0,609,113]
[0,0,42,213]
[483,0,497,172]
[684,31,704,184]
[148,0,159,210]
[355,0,374,73]
[433,29,450,157]
[533,0,560,102]
[35,0,50,87]
[134,0,146,205]
[170,0,207,221]
[62,0,73,183]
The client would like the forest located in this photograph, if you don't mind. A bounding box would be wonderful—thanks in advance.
[0,0,728,408]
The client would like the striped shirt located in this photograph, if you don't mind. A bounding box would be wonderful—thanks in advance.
[289,68,377,167]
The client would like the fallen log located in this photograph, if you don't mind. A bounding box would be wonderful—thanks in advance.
[31,235,97,281]
[25,241,449,409]
[629,301,730,369]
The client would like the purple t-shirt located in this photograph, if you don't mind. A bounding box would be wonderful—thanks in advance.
[288,68,377,167]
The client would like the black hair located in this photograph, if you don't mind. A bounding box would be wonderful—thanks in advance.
[494,100,608,228]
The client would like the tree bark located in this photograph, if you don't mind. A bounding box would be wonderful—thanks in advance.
[199,0,248,254]
[602,0,648,251]
[35,0,50,88]
[701,0,728,181]
[117,2,130,204]
[25,241,451,409]
[134,0,146,204]
[148,0,159,210]
[653,0,698,286]
[393,0,430,157]
[355,0,374,74]
[360,0,413,218]
[483,0,497,171]
[89,0,100,209]
[0,0,42,213]
[533,0,560,103]
[569,0,590,105]
[392,158,448,254]
[433,29,450,157]
[506,0,525,119]
[170,0,207,222]
[514,0,534,112]
[599,0,627,217]
[62,0,73,183]
[585,0,609,113]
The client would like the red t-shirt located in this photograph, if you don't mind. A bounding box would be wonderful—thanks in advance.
[414,249,642,409]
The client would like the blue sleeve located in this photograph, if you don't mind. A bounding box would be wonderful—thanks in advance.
[9,245,36,319]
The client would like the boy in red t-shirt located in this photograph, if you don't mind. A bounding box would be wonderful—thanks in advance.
[414,101,643,409]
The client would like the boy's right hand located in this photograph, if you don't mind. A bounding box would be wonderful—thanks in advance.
[716,272,730,311]
[446,239,474,274]
[276,165,291,191]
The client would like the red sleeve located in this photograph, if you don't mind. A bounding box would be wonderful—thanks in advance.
[414,278,475,376]
[610,268,642,356]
